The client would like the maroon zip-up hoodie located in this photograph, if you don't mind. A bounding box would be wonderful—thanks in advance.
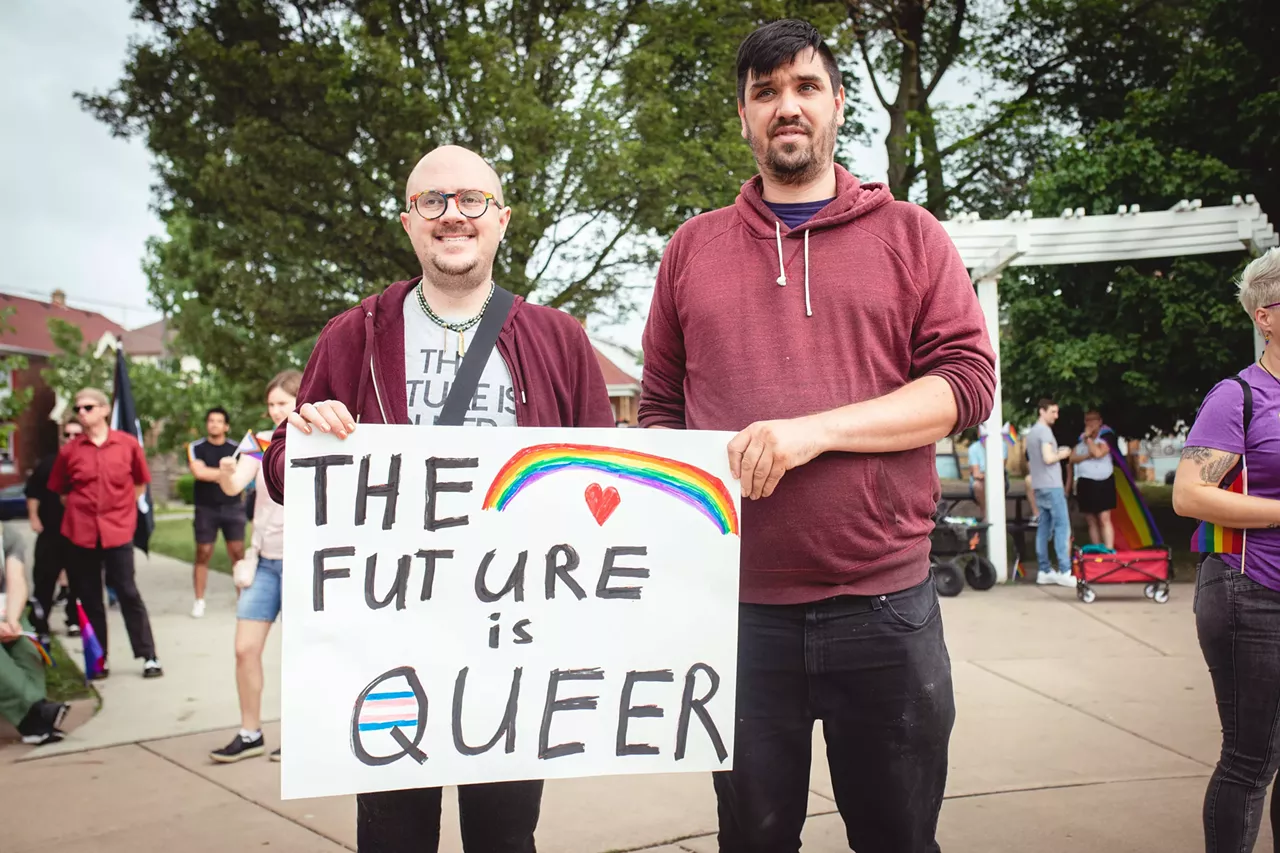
[262,279,615,503]
[640,165,995,604]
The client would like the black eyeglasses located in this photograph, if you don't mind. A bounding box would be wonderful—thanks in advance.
[73,404,98,413]
[408,190,500,221]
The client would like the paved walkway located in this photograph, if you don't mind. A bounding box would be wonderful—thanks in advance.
[1,542,1269,852]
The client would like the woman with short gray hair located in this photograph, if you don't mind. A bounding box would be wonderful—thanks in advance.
[1174,246,1280,851]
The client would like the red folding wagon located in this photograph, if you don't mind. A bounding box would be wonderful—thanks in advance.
[1071,547,1173,604]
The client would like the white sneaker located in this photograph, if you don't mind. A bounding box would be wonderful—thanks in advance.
[1055,571,1077,588]
[191,599,206,618]
[1036,570,1056,585]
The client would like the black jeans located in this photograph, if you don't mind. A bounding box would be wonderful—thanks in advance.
[356,781,543,852]
[1196,554,1280,852]
[714,575,955,853]
[30,531,76,636]
[69,543,156,661]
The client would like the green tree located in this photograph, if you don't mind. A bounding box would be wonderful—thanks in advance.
[84,0,838,387]
[997,0,1278,436]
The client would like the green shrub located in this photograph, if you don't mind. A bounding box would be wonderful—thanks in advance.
[176,473,196,505]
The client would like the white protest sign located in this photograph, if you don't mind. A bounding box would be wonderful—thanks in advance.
[280,425,741,800]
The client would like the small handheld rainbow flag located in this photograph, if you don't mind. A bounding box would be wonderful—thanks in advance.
[234,430,271,461]
[1191,466,1247,554]
[1002,423,1019,449]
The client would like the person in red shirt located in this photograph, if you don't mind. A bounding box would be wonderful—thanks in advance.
[48,388,163,679]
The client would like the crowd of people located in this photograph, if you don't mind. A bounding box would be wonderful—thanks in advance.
[967,401,1122,585]
[2,14,1278,853]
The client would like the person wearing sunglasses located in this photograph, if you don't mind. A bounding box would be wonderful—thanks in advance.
[47,388,163,680]
[24,412,83,642]
[260,144,613,852]
[1174,247,1280,851]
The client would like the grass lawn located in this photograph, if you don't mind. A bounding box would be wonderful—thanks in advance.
[149,517,253,575]
[45,635,95,704]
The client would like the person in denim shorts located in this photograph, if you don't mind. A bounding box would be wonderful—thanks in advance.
[208,370,300,764]
[1174,247,1280,852]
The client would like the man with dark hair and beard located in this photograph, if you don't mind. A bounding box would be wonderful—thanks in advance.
[261,144,613,852]
[640,19,995,853]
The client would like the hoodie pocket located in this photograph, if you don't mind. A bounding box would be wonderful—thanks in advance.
[875,459,905,527]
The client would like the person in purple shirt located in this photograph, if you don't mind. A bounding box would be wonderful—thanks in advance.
[1173,247,1280,852]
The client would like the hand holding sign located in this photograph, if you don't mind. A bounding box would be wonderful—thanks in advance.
[727,416,826,500]
[289,399,357,439]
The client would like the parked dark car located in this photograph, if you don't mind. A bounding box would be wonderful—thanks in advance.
[0,483,27,521]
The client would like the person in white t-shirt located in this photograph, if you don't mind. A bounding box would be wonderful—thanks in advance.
[208,370,300,764]
[1071,409,1117,550]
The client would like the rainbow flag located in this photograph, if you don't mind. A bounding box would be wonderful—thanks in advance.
[1093,427,1163,549]
[1191,466,1247,554]
[1002,423,1019,448]
[235,430,271,461]
[77,602,105,680]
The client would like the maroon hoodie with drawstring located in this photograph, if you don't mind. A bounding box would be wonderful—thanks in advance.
[640,165,996,604]
[262,279,615,504]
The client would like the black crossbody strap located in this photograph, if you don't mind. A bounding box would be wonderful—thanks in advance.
[437,285,516,427]
[1232,375,1253,442]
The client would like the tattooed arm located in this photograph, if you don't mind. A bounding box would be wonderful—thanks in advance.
[1172,446,1280,528]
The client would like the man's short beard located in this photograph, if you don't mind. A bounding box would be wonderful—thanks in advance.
[749,116,839,186]
[417,252,491,296]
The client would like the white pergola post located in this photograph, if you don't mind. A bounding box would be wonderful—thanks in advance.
[976,275,1008,582]
[943,197,1276,577]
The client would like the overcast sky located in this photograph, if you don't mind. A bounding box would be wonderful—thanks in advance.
[0,1,913,347]
[2,1,161,329]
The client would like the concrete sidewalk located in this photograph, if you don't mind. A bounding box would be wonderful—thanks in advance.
[2,552,1269,852]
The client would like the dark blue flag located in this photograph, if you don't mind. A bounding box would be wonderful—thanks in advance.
[111,347,154,554]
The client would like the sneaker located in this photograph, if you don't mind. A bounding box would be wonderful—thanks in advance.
[17,702,66,746]
[1055,571,1078,588]
[1027,515,1040,526]
[66,623,80,638]
[143,659,164,679]
[210,732,265,763]
[1036,570,1056,585]
[191,599,206,619]
[90,663,110,681]
[269,748,281,762]
[21,728,65,746]
[40,701,70,733]
[54,585,69,604]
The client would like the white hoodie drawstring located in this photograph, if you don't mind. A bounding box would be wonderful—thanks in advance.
[774,222,813,316]
[775,221,787,286]
[803,229,812,317]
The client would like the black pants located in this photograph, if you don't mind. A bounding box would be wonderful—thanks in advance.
[30,531,76,636]
[69,543,156,661]
[356,781,543,852]
[714,575,955,853]
[1196,554,1280,852]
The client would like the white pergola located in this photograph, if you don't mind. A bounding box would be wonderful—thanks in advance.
[941,195,1279,580]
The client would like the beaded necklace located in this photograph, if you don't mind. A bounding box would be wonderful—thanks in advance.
[415,281,495,356]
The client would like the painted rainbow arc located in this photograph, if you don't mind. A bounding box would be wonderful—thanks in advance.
[482,443,739,536]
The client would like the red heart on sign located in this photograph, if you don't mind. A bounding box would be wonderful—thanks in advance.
[584,483,621,526]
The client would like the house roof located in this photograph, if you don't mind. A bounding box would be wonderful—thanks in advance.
[590,338,641,396]
[119,318,172,357]
[0,292,126,355]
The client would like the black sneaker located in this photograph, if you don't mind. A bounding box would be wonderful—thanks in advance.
[269,748,281,762]
[39,701,70,733]
[17,702,65,746]
[142,659,164,679]
[210,733,265,763]
[66,623,80,638]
